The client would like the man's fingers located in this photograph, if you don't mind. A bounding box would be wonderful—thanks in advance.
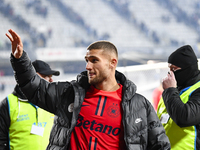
[169,71,175,79]
[8,29,20,41]
[5,33,13,42]
[162,76,168,82]
[6,29,23,59]
[167,71,174,78]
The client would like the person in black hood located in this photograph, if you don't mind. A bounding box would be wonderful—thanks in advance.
[168,45,200,89]
[157,45,200,150]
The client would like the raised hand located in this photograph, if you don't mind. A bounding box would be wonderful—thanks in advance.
[5,29,23,59]
[162,71,177,90]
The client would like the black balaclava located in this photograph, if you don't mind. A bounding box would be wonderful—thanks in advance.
[168,45,199,87]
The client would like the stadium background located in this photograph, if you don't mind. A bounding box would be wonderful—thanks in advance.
[1,0,200,103]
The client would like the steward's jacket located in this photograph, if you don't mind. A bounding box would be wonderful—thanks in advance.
[10,51,171,150]
[157,73,200,150]
[158,81,200,149]
[0,85,54,150]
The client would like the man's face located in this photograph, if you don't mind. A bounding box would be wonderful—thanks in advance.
[37,73,53,82]
[168,63,181,72]
[85,49,111,85]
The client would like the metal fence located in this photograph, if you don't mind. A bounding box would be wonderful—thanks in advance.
[0,62,169,103]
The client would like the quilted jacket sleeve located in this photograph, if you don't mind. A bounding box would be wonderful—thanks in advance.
[163,87,200,127]
[10,51,71,116]
[146,99,171,150]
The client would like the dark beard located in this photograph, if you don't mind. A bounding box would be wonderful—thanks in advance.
[88,75,106,86]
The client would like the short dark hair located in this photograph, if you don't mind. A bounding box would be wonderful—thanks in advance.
[87,41,118,58]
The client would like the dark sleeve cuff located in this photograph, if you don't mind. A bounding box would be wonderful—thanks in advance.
[10,51,36,86]
[162,87,178,100]
[10,51,29,73]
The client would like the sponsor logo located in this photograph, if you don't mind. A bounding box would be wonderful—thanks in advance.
[76,115,121,136]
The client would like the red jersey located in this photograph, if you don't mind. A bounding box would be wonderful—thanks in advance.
[70,84,126,150]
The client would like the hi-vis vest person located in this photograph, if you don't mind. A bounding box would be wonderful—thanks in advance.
[157,81,200,150]
[7,94,54,150]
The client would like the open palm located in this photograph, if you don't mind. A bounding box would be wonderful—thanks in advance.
[5,29,23,59]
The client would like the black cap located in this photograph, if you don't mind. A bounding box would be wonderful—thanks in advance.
[168,45,198,69]
[32,60,60,76]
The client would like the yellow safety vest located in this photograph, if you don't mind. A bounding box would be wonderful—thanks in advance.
[157,81,200,150]
[7,94,54,150]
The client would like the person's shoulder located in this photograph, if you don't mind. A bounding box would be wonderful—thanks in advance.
[123,79,137,93]
[128,93,153,113]
[133,92,147,99]
[0,97,7,103]
[191,87,200,96]
[131,93,150,104]
[0,97,9,109]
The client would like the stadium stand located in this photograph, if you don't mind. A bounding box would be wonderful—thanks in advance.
[1,0,200,50]
[154,0,200,41]
[1,0,200,101]
[63,0,154,48]
[127,0,199,47]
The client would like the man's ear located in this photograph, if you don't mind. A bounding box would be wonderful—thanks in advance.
[110,58,117,69]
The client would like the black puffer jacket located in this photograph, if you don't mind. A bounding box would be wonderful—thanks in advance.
[10,51,170,150]
[0,85,27,150]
